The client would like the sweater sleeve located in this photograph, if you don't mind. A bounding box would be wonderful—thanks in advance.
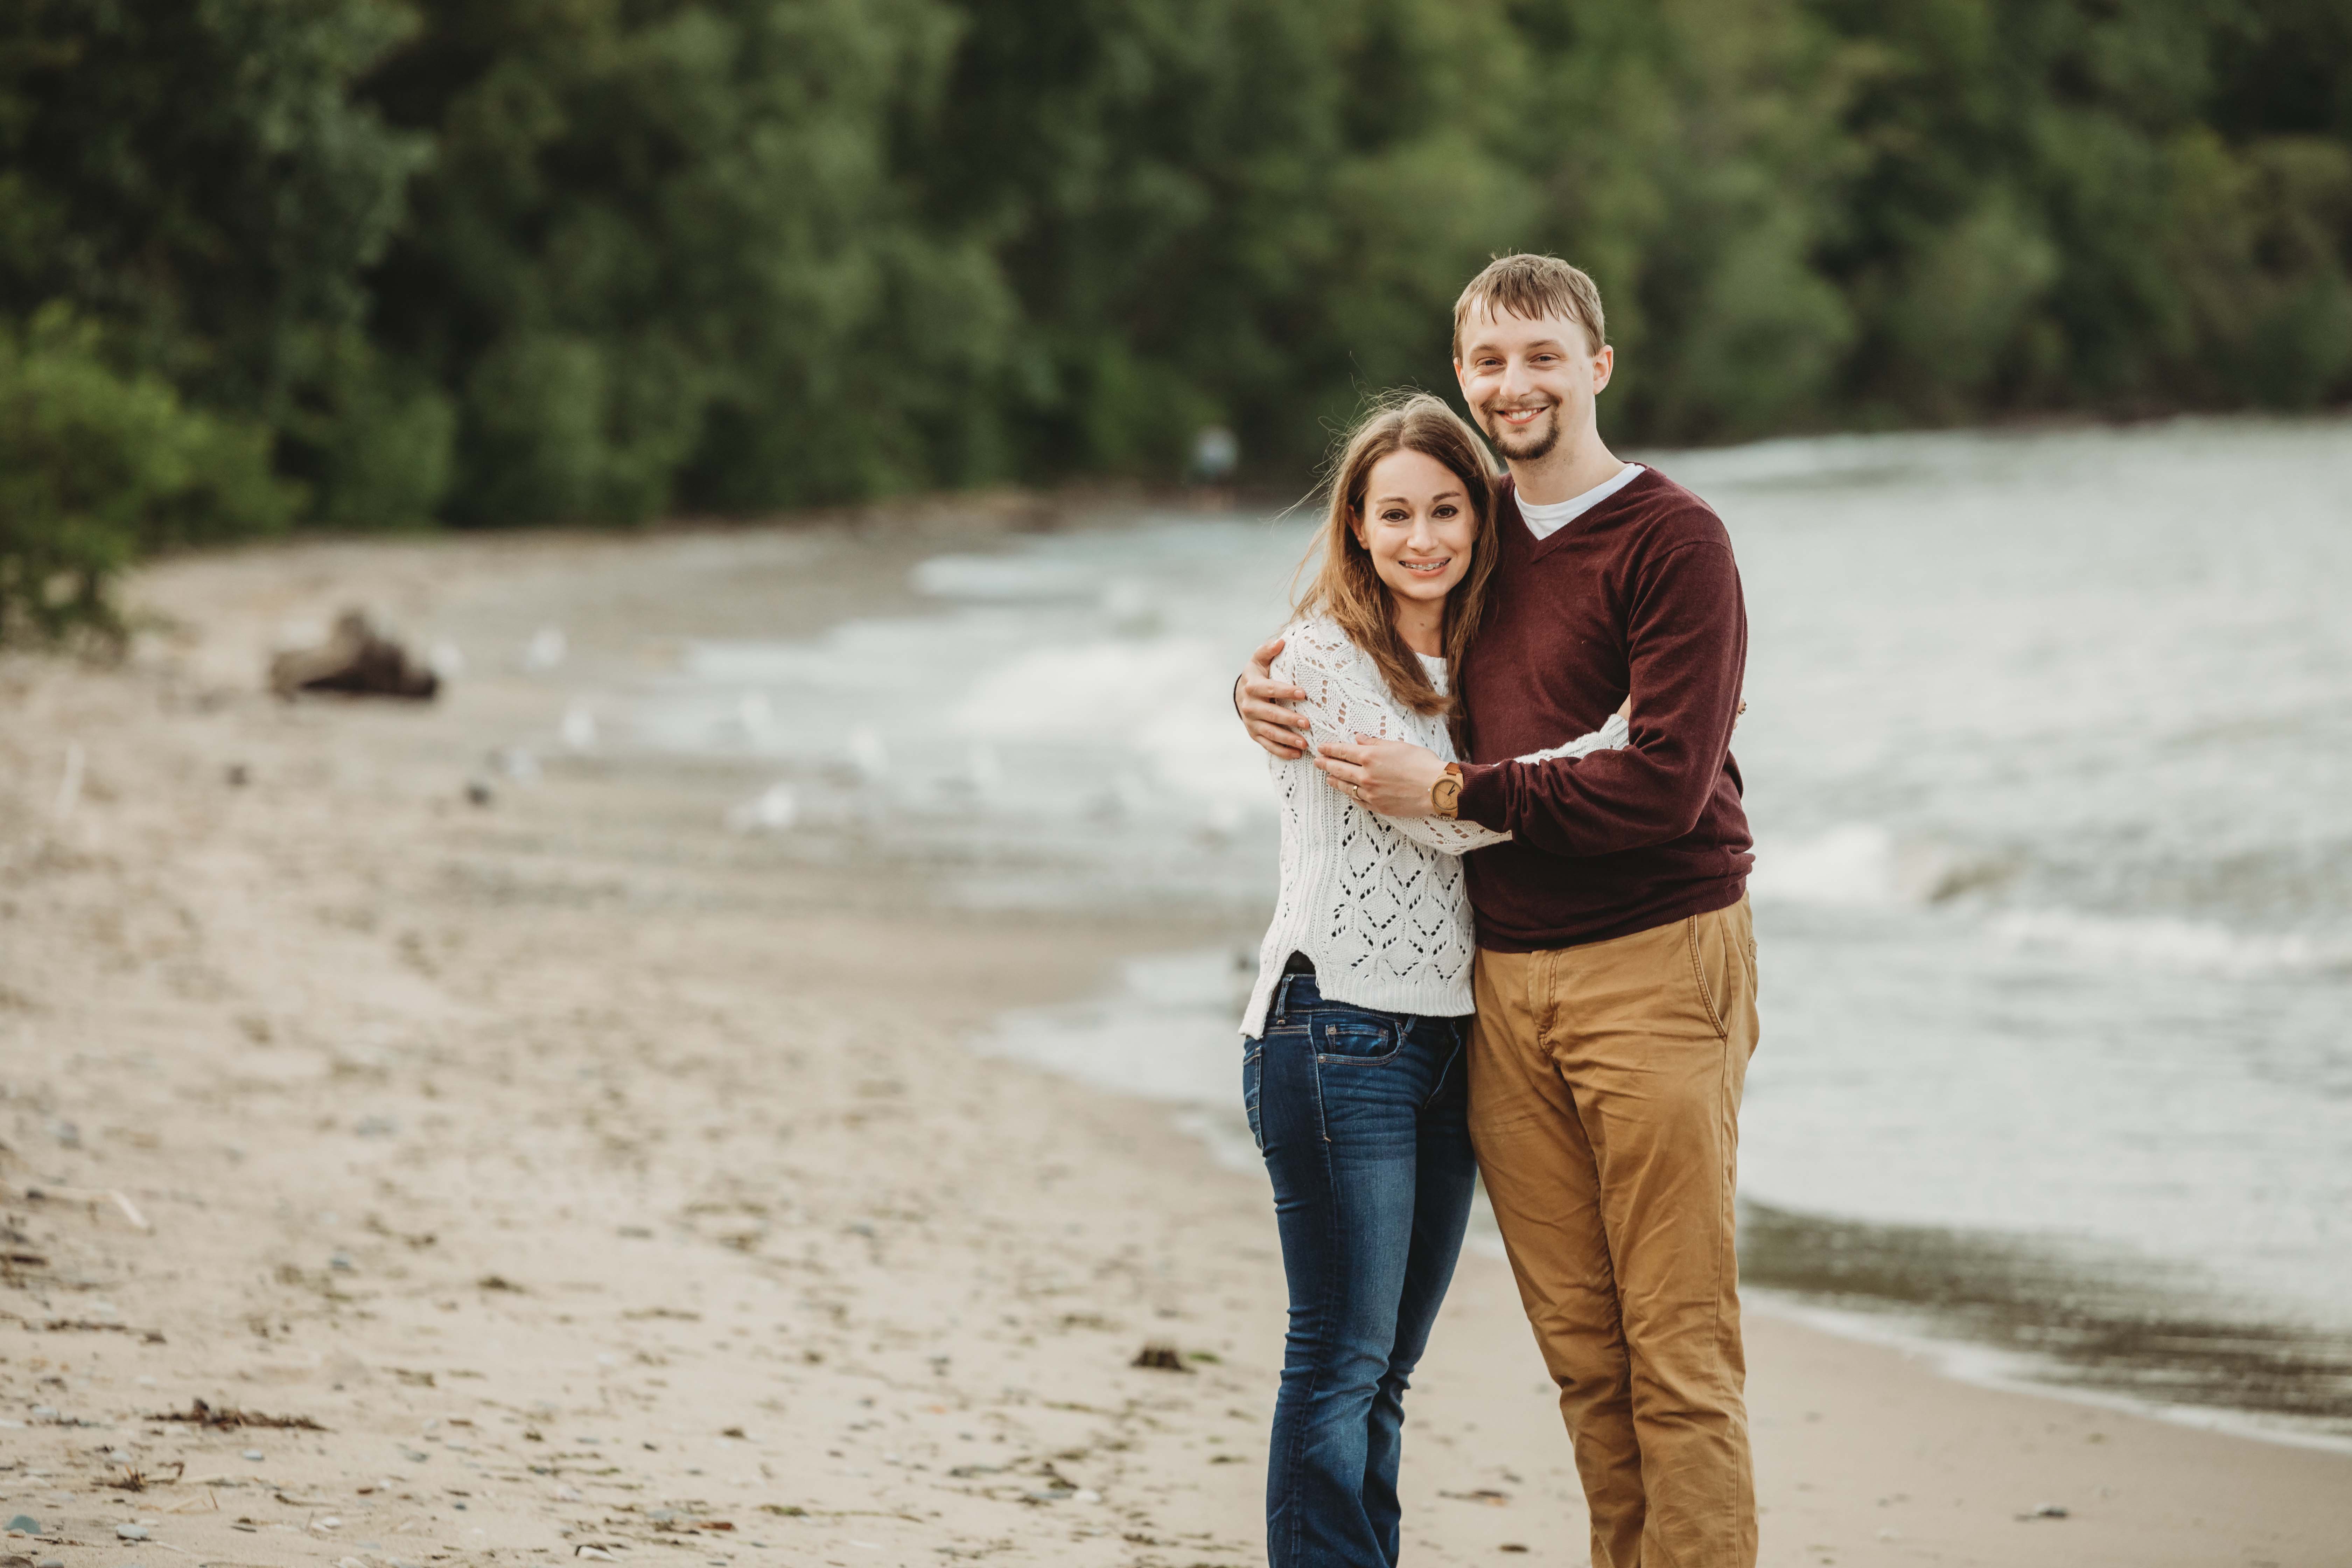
[1276,624,1511,856]
[1457,542,1745,855]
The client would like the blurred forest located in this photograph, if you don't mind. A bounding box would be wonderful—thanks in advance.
[4,0,2351,634]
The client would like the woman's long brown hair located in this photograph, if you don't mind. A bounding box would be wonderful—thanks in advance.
[1294,392,1499,732]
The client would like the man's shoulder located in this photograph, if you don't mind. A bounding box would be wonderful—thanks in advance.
[1616,467,1731,555]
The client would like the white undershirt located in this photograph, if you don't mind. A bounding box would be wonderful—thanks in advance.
[1517,463,1645,541]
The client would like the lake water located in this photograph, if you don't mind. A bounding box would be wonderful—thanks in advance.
[628,416,2352,1443]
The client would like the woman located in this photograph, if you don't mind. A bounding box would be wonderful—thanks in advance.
[1240,393,1626,1567]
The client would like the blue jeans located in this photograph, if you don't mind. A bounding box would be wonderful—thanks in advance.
[1243,967,1477,1568]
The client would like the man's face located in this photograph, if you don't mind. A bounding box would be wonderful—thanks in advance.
[1452,306,1614,464]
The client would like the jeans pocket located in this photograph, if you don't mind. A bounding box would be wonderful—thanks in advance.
[1242,1039,1266,1154]
[1312,1014,1401,1064]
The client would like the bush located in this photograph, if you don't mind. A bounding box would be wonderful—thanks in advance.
[0,310,297,644]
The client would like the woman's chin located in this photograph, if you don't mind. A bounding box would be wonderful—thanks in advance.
[1386,578,1460,604]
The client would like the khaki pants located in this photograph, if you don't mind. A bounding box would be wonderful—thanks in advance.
[1468,897,1760,1568]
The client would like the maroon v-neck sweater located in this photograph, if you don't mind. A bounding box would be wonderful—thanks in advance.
[1455,468,1753,951]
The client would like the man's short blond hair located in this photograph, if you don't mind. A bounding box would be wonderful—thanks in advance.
[1452,253,1607,359]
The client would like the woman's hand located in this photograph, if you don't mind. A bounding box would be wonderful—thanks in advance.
[1314,736,1449,816]
[1234,636,1312,759]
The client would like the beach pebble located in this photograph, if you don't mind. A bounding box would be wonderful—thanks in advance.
[115,1524,149,1540]
[39,1558,62,1567]
[242,1449,264,1461]
[6,1515,38,1534]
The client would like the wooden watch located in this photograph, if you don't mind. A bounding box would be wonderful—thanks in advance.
[1430,763,1464,820]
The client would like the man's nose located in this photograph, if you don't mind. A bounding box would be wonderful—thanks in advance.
[1499,354,1536,398]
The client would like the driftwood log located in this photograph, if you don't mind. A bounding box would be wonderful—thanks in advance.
[268,609,439,700]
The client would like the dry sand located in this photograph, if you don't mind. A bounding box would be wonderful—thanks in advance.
[3,522,2347,1568]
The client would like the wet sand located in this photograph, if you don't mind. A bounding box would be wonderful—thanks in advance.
[3,522,2347,1568]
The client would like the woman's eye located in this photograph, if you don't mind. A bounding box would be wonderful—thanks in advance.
[1434,505,1457,518]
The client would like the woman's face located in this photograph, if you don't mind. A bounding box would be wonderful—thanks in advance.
[1352,447,1477,609]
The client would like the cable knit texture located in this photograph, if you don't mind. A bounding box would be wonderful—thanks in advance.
[1241,615,1628,1037]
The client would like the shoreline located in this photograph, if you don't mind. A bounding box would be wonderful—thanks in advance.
[3,521,2347,1567]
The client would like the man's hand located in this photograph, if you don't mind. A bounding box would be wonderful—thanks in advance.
[1235,636,1312,760]
[1315,736,1449,816]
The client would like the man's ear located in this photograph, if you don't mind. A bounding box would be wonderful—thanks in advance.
[1591,345,1615,395]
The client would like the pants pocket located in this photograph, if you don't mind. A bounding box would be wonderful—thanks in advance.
[1687,911,1745,1041]
[1242,1039,1267,1154]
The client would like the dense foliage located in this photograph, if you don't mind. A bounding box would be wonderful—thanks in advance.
[3,0,2349,630]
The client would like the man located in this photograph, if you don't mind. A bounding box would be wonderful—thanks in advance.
[1233,253,1759,1568]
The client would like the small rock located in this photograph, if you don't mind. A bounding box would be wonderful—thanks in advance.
[6,1516,38,1534]
[226,763,251,787]
[40,1558,64,1567]
[1131,1342,1192,1373]
[554,1485,581,1503]
[116,1524,149,1541]
[107,1450,132,1464]
[354,1115,399,1138]
[242,1449,264,1462]
[329,1252,356,1272]
[2018,1503,2071,1520]
[464,778,495,807]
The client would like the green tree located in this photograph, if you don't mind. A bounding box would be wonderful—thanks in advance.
[0,0,431,522]
[0,308,295,643]
[360,0,1011,523]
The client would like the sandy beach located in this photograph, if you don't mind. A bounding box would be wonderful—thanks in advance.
[5,518,2349,1568]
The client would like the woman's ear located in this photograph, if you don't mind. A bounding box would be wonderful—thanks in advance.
[1347,507,1367,551]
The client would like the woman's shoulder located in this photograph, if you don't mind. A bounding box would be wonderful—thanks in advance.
[1280,612,1368,669]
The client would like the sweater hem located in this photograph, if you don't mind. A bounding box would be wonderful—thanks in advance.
[1472,877,1748,954]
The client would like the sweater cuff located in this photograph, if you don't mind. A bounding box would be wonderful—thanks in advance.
[1457,760,1510,834]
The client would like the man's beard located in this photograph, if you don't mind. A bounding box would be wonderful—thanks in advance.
[1481,400,1561,462]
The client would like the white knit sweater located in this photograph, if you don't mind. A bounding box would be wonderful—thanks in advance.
[1240,614,1629,1038]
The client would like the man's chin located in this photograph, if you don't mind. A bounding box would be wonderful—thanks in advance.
[1491,424,1560,463]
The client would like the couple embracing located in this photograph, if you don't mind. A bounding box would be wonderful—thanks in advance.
[1231,253,1760,1568]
